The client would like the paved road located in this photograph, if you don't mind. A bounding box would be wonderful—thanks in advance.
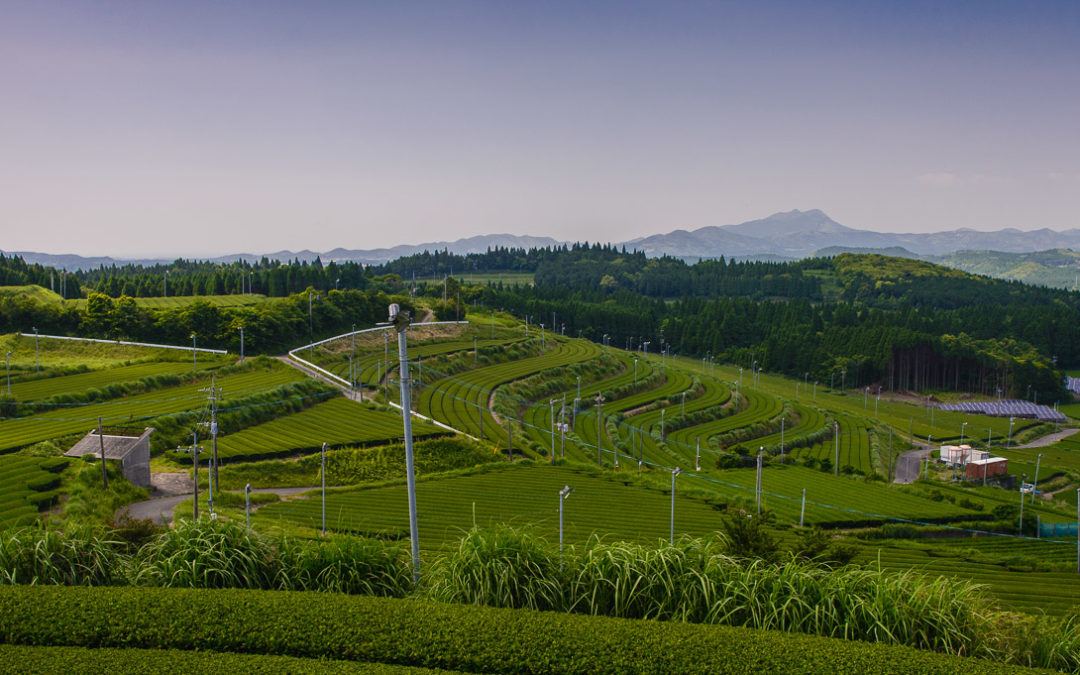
[894,445,934,484]
[1016,427,1079,448]
[121,486,317,524]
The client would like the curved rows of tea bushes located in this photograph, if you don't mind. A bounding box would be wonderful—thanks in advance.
[0,587,1039,674]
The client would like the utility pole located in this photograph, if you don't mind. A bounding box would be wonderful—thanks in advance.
[670,467,682,544]
[387,303,420,582]
[1007,417,1014,448]
[179,430,201,520]
[200,376,221,513]
[239,326,245,362]
[506,421,513,461]
[660,407,665,441]
[191,333,197,370]
[695,437,701,472]
[800,488,807,527]
[96,417,109,489]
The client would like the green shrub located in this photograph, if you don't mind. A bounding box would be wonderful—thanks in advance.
[0,644,397,674]
[0,586,1030,673]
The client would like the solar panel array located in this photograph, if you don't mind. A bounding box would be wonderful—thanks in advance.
[939,399,1067,423]
[1066,377,1080,395]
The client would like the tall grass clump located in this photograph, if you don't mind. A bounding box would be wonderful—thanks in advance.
[0,526,123,586]
[130,519,277,589]
[428,527,1003,660]
[427,526,567,611]
[276,536,413,597]
[569,537,720,621]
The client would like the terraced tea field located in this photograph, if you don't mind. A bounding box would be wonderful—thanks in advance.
[0,456,68,527]
[254,463,727,547]
[415,339,602,445]
[70,294,268,309]
[216,398,443,460]
[856,540,1080,614]
[7,360,226,402]
[0,333,213,371]
[0,364,303,453]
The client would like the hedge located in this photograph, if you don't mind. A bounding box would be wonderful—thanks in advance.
[0,586,1034,674]
[0,644,438,673]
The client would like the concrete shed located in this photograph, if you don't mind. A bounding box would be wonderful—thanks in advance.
[65,428,153,488]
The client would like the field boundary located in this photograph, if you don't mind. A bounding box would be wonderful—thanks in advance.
[20,333,228,355]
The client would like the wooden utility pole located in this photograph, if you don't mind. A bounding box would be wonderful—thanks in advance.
[96,417,108,489]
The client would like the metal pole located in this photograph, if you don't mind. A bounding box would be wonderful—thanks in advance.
[560,396,567,458]
[755,448,763,514]
[390,304,420,582]
[559,485,572,553]
[670,468,682,545]
[1019,474,1026,535]
[660,408,665,441]
[1032,453,1043,504]
[799,488,806,527]
[780,417,785,463]
[695,437,701,472]
[96,417,109,489]
[834,421,840,475]
[595,395,603,464]
[192,431,199,520]
[321,442,327,536]
[244,483,251,530]
[239,326,245,362]
[549,399,556,463]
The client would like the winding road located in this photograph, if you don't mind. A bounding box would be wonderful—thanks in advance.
[121,486,317,524]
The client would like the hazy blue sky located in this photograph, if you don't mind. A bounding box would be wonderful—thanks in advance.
[2,1,1078,256]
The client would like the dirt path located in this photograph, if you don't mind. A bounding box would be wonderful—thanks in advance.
[1016,427,1079,448]
[277,355,363,401]
[121,485,319,524]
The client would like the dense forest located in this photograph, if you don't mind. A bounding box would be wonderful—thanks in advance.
[0,248,1074,400]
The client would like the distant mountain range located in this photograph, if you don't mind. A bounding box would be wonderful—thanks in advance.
[5,209,1080,276]
[626,209,1080,259]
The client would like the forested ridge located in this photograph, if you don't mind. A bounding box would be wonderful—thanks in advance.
[0,248,1074,400]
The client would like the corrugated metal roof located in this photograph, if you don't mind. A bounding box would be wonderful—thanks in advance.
[65,429,152,460]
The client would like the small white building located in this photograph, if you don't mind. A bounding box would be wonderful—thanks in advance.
[938,444,987,467]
